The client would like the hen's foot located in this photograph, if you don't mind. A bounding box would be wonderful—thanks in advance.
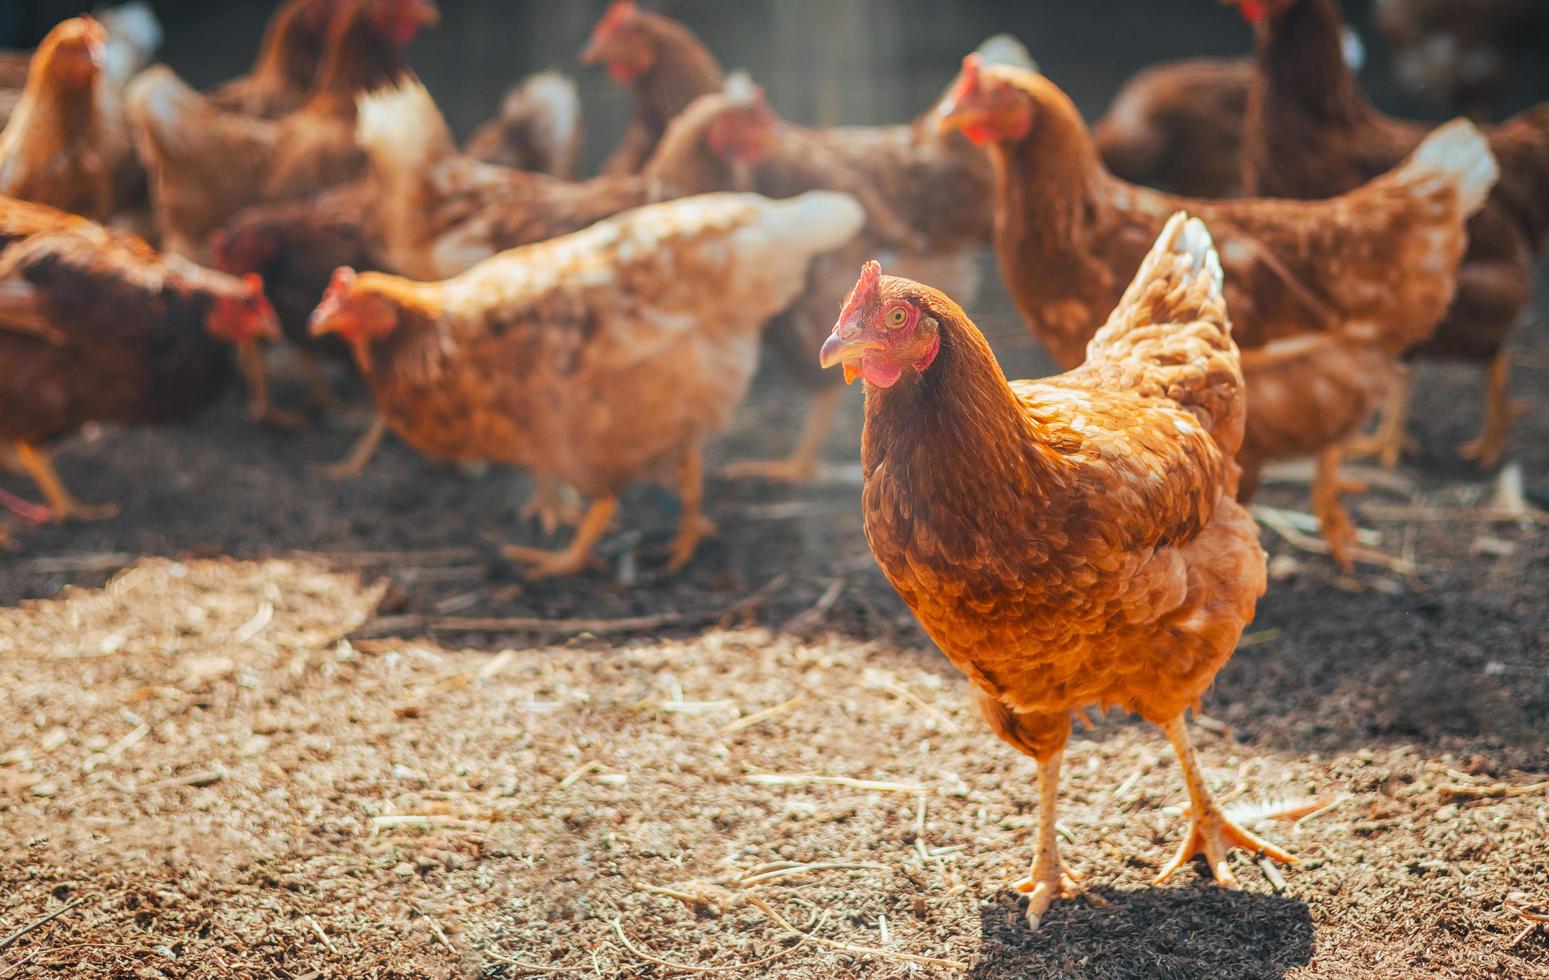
[1011,858,1101,930]
[519,478,583,535]
[665,513,716,573]
[318,415,386,481]
[720,456,818,484]
[249,400,308,430]
[501,543,600,581]
[1346,431,1418,469]
[503,497,617,581]
[14,444,120,523]
[1154,807,1297,888]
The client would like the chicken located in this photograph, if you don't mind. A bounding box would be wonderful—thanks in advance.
[0,1,161,130]
[1095,58,1253,198]
[1236,0,1549,468]
[355,78,649,282]
[1375,0,1546,121]
[1093,28,1364,198]
[463,71,583,178]
[0,17,139,223]
[127,0,438,262]
[307,190,864,579]
[649,40,1032,484]
[823,214,1280,930]
[938,56,1497,569]
[581,0,724,176]
[0,195,279,521]
[207,0,338,118]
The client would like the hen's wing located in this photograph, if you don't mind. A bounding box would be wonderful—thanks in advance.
[1026,214,1240,551]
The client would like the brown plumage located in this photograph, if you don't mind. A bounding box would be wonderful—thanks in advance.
[462,71,583,178]
[207,0,338,118]
[127,0,438,260]
[0,195,278,521]
[581,1,724,176]
[1237,0,1549,468]
[825,215,1280,931]
[307,191,864,579]
[1095,58,1252,198]
[0,17,137,223]
[939,57,1496,570]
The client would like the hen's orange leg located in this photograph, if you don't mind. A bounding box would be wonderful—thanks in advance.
[503,495,617,581]
[1460,351,1518,468]
[1011,747,1083,930]
[722,387,842,484]
[237,340,306,430]
[14,442,119,522]
[1311,443,1359,573]
[1154,714,1296,887]
[319,413,386,481]
[520,474,583,535]
[667,446,716,572]
[1347,364,1417,469]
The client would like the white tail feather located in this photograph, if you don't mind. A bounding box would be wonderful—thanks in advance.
[974,33,1036,72]
[1398,117,1499,217]
[357,77,455,180]
[754,191,866,257]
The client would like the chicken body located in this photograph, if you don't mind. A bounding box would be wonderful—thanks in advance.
[1095,57,1252,198]
[1240,0,1549,467]
[941,60,1496,568]
[463,71,583,178]
[127,0,433,261]
[208,0,336,118]
[581,1,724,176]
[0,17,138,223]
[308,190,865,578]
[826,215,1278,930]
[0,1,160,131]
[0,196,276,520]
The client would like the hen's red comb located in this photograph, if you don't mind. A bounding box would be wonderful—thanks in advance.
[1238,0,1269,23]
[950,53,984,103]
[323,266,357,302]
[593,0,637,38]
[838,260,883,325]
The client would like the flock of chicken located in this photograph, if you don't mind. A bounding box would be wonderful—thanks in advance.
[1,0,1546,926]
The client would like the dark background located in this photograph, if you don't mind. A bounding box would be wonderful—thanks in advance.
[5,0,1549,173]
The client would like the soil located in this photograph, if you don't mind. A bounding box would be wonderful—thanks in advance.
[1,265,1547,979]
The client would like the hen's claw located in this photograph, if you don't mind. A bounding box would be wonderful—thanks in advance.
[501,543,600,581]
[721,457,817,484]
[665,513,716,572]
[1153,808,1297,887]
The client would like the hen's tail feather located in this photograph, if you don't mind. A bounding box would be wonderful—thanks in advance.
[357,76,456,181]
[96,0,162,84]
[1395,117,1498,218]
[973,33,1036,72]
[1084,212,1245,455]
[498,71,582,177]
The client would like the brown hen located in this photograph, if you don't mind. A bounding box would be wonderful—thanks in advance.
[939,57,1496,570]
[825,214,1278,930]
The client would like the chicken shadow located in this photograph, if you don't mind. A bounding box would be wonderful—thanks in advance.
[971,883,1313,980]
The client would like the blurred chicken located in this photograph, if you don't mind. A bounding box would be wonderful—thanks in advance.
[1094,28,1362,198]
[128,0,437,262]
[825,216,1278,930]
[646,38,1032,483]
[307,190,864,578]
[1375,0,1545,121]
[1237,0,1549,469]
[1095,58,1253,198]
[0,17,140,223]
[463,71,583,177]
[208,0,338,118]
[355,77,649,282]
[0,195,279,522]
[0,1,161,129]
[939,56,1496,569]
[581,0,724,176]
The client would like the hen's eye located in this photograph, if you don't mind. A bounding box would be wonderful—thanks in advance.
[886,308,908,328]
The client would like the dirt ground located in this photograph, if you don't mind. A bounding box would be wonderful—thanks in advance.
[2,265,1548,979]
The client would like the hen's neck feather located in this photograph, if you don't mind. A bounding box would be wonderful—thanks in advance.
[635,16,723,132]
[1254,0,1375,126]
[862,302,1064,500]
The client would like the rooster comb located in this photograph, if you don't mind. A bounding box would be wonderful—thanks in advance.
[954,53,983,95]
[594,0,638,36]
[839,260,883,324]
[323,267,359,302]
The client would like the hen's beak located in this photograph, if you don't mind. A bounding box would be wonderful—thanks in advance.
[308,298,348,338]
[819,331,867,385]
[935,95,982,136]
